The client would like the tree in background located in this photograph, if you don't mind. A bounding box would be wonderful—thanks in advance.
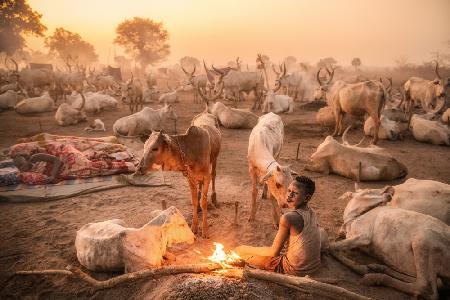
[179,56,200,70]
[351,57,361,71]
[394,56,412,70]
[283,56,297,70]
[0,0,47,55]
[114,17,170,71]
[45,28,98,66]
[317,57,337,69]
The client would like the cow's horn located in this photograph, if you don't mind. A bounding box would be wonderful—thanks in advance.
[316,68,324,86]
[78,91,86,111]
[326,66,336,84]
[181,65,189,75]
[282,62,287,77]
[272,64,280,76]
[10,58,18,72]
[212,65,224,76]
[434,60,442,80]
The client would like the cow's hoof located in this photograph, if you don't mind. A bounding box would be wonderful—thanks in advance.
[191,224,198,234]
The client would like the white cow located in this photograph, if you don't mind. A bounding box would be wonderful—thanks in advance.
[331,187,450,299]
[67,91,118,113]
[55,92,87,126]
[0,90,24,111]
[248,112,293,225]
[113,104,177,137]
[305,127,408,181]
[158,89,180,103]
[14,91,55,114]
[364,115,406,141]
[206,101,258,129]
[262,90,294,114]
[409,114,450,146]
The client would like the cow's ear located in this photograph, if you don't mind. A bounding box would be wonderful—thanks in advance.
[433,79,440,85]
[381,185,395,197]
[140,132,150,143]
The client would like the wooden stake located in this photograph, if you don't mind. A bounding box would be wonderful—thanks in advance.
[296,142,301,160]
[233,201,239,225]
[161,199,167,210]
[244,268,370,300]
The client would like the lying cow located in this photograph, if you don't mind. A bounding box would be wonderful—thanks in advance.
[67,91,118,113]
[158,89,180,103]
[113,104,177,137]
[14,91,55,114]
[330,185,450,299]
[315,106,359,128]
[206,101,258,129]
[0,90,24,111]
[409,114,450,146]
[55,92,87,126]
[364,115,406,141]
[305,127,407,181]
[262,90,294,114]
[248,112,293,225]
[338,178,450,227]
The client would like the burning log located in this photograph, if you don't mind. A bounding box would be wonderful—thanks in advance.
[244,268,370,300]
[13,263,223,291]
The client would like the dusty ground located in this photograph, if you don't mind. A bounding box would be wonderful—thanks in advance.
[0,91,449,300]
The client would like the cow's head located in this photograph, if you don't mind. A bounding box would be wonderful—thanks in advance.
[314,66,336,100]
[272,63,287,92]
[338,184,394,237]
[120,73,134,103]
[260,164,294,209]
[136,131,172,175]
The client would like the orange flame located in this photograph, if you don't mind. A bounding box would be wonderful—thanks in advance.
[207,242,242,268]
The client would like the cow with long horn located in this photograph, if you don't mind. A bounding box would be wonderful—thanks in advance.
[120,73,144,113]
[181,64,209,104]
[399,60,450,113]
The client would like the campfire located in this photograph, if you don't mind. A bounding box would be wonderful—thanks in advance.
[207,242,244,269]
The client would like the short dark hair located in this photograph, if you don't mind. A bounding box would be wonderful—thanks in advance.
[293,176,315,199]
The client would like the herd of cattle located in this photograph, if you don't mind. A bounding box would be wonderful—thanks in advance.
[1,55,450,299]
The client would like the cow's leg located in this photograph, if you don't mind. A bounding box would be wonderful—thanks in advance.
[332,107,341,137]
[329,235,371,251]
[270,194,280,228]
[210,159,218,208]
[371,114,380,145]
[188,178,199,234]
[249,168,258,222]
[261,183,268,199]
[200,176,211,238]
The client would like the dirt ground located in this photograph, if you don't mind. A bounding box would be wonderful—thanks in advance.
[0,91,449,300]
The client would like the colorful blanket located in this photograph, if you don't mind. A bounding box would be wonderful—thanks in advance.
[8,135,137,185]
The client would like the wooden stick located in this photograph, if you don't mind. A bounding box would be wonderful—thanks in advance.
[357,161,362,183]
[14,263,222,291]
[244,268,371,300]
[233,201,239,225]
[161,199,167,210]
[296,142,301,160]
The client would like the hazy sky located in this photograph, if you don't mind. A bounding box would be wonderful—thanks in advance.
[26,0,450,67]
